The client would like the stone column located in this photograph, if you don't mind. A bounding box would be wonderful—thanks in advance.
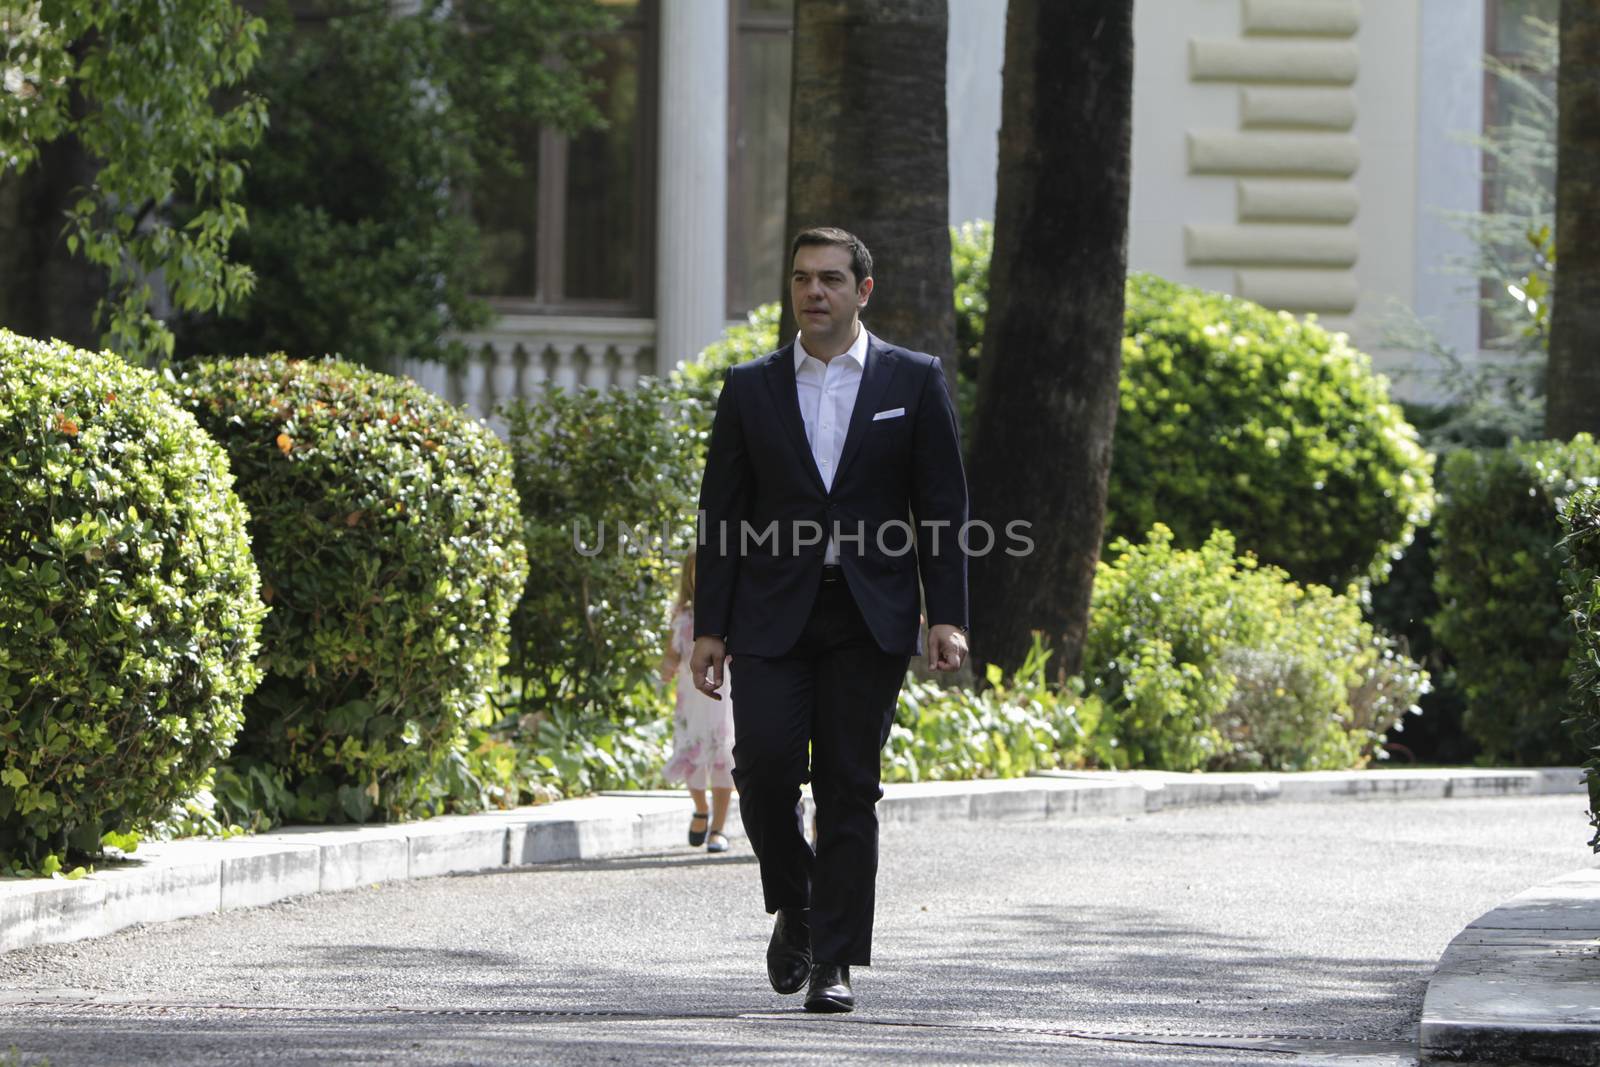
[655,0,730,377]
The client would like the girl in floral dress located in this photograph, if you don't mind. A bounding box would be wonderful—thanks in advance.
[659,552,735,852]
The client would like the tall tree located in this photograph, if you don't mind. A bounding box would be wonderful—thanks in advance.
[967,0,1134,678]
[780,0,956,384]
[1545,0,1600,439]
[0,0,266,363]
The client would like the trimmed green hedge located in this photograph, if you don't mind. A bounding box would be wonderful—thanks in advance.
[1112,274,1433,588]
[501,378,700,723]
[1557,485,1600,847]
[1085,525,1426,772]
[1432,436,1600,764]
[174,356,528,825]
[0,331,264,870]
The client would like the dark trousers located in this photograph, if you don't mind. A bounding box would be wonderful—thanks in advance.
[728,573,910,966]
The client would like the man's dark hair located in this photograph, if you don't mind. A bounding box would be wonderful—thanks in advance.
[791,226,873,286]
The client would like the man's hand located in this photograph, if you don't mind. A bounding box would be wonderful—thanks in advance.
[690,636,729,700]
[928,623,968,672]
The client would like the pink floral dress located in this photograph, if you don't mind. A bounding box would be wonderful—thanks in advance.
[662,608,736,790]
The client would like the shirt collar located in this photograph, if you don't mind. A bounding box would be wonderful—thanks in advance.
[794,323,871,373]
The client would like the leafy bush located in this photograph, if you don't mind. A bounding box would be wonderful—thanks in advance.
[1557,485,1600,847]
[884,636,1109,782]
[0,331,264,869]
[1085,525,1426,772]
[673,302,782,442]
[1114,275,1434,588]
[501,378,700,723]
[1432,437,1600,764]
[173,356,528,825]
[950,220,991,431]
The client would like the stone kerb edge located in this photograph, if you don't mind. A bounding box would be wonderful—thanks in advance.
[3,768,1587,956]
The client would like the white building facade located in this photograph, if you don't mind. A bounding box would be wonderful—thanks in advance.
[405,0,1539,414]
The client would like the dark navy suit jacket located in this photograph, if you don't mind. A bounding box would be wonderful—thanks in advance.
[693,335,969,658]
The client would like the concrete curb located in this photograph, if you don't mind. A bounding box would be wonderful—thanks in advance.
[0,767,1586,959]
[1421,864,1600,1065]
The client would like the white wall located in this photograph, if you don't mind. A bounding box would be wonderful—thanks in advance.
[1127,0,1241,296]
[946,0,1005,228]
[1411,0,1486,378]
[943,0,1492,400]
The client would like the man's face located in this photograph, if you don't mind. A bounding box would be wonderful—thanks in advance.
[791,243,872,347]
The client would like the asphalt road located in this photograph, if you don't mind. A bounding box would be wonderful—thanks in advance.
[0,794,1594,1066]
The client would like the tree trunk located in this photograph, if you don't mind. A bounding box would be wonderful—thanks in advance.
[0,132,103,350]
[1546,0,1600,440]
[967,0,1134,679]
[780,0,956,387]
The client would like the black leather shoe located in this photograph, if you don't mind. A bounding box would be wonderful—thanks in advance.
[766,908,811,994]
[804,962,853,1013]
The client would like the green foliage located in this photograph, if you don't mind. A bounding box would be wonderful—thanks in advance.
[1383,315,1545,457]
[673,302,782,442]
[437,682,673,808]
[1,1,267,364]
[1085,525,1426,772]
[1556,485,1600,848]
[519,699,673,799]
[1363,523,1478,764]
[175,0,610,368]
[1431,437,1600,764]
[950,220,991,371]
[502,378,700,723]
[1114,274,1434,589]
[884,636,1109,782]
[172,356,528,825]
[949,220,991,432]
[0,330,264,869]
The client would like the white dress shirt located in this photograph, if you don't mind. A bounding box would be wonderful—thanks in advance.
[794,325,871,564]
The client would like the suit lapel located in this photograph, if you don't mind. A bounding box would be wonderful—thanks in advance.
[833,336,900,486]
[763,345,828,494]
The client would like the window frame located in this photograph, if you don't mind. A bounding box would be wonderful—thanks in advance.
[484,0,660,318]
[725,0,794,319]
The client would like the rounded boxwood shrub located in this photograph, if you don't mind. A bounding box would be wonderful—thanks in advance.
[1432,436,1600,765]
[174,356,528,824]
[0,331,264,868]
[1085,525,1427,772]
[1112,274,1434,589]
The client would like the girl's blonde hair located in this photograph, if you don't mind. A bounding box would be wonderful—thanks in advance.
[676,551,696,613]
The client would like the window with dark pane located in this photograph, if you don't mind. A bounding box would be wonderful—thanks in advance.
[565,29,645,302]
[475,121,541,298]
[472,0,655,313]
[727,0,793,317]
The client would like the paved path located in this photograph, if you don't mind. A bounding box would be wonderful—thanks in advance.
[0,794,1593,1065]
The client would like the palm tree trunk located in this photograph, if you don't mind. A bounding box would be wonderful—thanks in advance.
[780,0,956,387]
[967,0,1134,679]
[1546,0,1600,439]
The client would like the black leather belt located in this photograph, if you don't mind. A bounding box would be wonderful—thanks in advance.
[820,564,845,583]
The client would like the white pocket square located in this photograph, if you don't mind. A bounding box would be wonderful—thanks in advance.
[872,407,906,422]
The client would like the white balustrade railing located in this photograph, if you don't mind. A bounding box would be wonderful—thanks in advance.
[386,314,658,433]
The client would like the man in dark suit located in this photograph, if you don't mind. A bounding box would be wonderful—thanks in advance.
[690,226,970,1014]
